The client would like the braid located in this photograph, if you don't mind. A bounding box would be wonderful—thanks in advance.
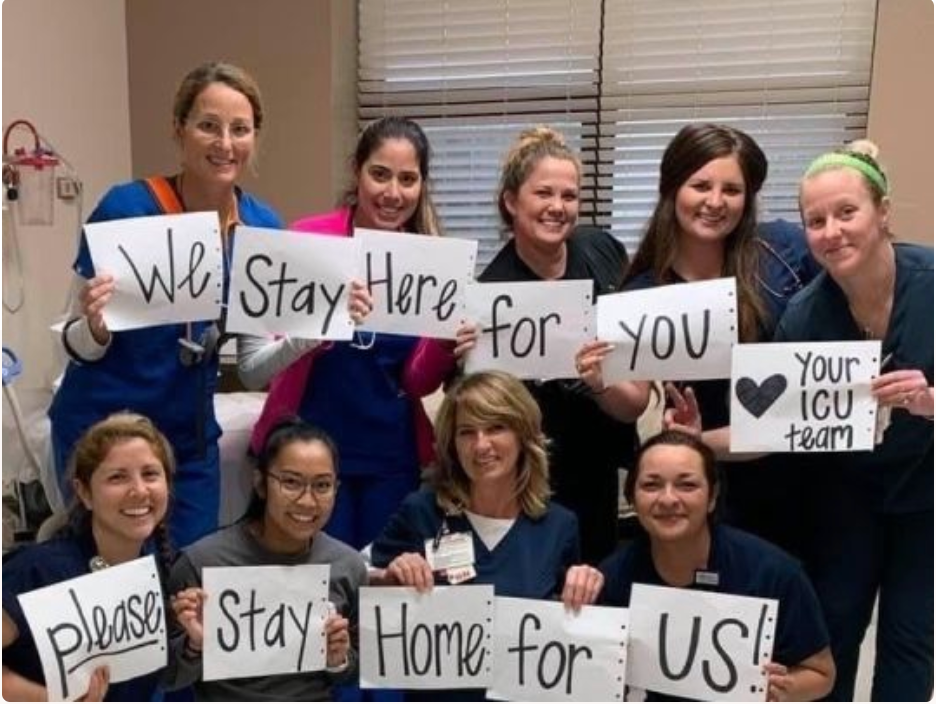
[152,520,175,588]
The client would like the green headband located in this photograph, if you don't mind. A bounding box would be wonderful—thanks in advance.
[805,153,889,194]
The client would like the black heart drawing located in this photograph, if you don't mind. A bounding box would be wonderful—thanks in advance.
[735,374,788,418]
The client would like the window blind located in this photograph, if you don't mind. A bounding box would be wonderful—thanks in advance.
[359,0,877,263]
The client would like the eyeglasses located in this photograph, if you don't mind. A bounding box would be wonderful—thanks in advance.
[268,472,338,501]
[189,118,255,143]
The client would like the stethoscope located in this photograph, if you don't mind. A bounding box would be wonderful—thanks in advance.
[754,236,806,300]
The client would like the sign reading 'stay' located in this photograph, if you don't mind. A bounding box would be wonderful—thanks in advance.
[730,341,882,453]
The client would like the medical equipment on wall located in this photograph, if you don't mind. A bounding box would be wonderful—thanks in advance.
[2,119,83,315]
[2,119,60,226]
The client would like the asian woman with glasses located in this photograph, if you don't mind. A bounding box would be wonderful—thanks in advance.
[165,417,367,701]
[48,62,283,549]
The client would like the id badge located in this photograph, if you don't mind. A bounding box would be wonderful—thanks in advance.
[424,531,475,572]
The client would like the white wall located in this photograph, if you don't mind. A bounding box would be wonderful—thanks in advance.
[2,0,133,390]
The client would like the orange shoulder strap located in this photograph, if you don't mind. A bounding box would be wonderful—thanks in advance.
[144,176,185,214]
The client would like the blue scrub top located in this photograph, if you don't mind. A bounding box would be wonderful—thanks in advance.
[599,525,829,701]
[48,178,282,465]
[775,243,934,513]
[2,527,163,701]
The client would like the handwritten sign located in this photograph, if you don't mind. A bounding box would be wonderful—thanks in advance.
[359,586,494,689]
[201,564,331,681]
[597,278,738,382]
[628,584,777,702]
[356,228,477,339]
[85,211,223,331]
[488,597,629,702]
[730,341,881,452]
[464,280,594,379]
[17,556,166,702]
[226,226,357,340]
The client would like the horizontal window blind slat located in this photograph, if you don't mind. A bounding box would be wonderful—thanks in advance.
[360,0,875,268]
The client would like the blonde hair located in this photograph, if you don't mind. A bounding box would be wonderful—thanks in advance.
[497,126,582,232]
[433,371,551,519]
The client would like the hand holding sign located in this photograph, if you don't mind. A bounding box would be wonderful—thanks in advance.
[84,211,223,331]
[79,275,117,345]
[76,666,110,702]
[170,587,207,652]
[324,609,352,670]
[574,340,616,394]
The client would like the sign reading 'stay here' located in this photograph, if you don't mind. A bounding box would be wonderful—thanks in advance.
[730,341,882,453]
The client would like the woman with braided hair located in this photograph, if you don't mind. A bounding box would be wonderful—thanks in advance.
[3,412,176,701]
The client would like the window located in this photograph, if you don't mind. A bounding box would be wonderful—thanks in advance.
[359,0,877,264]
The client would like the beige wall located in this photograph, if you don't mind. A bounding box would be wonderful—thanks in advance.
[125,0,356,224]
[867,0,934,244]
[2,0,132,390]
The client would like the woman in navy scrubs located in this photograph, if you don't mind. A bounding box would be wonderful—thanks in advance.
[3,413,175,701]
[570,430,834,702]
[773,140,933,701]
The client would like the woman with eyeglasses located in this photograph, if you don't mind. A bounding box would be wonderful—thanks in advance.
[48,62,282,549]
[239,116,459,554]
[608,123,820,556]
[368,371,604,699]
[3,413,175,702]
[165,417,366,701]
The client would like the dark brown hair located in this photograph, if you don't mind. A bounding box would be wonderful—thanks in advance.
[342,116,442,236]
[625,123,769,343]
[623,429,718,507]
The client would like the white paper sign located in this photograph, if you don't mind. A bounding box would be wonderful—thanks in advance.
[464,280,594,380]
[359,585,494,689]
[17,556,166,702]
[628,584,777,702]
[85,211,223,331]
[597,278,738,382]
[488,597,629,702]
[226,226,357,340]
[730,341,882,453]
[356,228,478,339]
[201,564,331,681]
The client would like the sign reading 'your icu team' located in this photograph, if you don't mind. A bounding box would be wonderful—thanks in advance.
[730,341,882,452]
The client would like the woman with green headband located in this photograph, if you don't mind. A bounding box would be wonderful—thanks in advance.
[774,139,933,701]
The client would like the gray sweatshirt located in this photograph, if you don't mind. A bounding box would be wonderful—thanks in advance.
[164,521,367,701]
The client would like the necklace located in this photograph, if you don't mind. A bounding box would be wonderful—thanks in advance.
[88,555,110,572]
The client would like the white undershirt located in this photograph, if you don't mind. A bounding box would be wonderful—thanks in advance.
[465,510,516,551]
